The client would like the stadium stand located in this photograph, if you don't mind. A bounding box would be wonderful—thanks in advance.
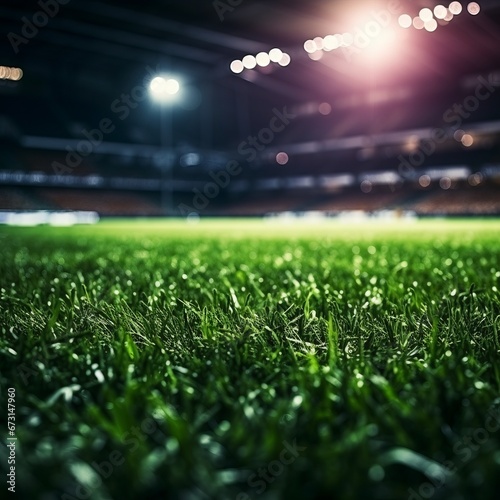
[215,193,314,216]
[407,185,500,215]
[306,189,406,213]
[38,189,163,216]
[2,182,499,217]
[0,187,42,210]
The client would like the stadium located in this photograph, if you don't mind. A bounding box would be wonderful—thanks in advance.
[1,1,500,499]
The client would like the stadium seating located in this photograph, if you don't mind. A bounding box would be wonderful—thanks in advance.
[0,188,44,210]
[407,185,500,215]
[38,189,163,216]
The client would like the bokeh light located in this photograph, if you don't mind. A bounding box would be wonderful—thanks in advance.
[434,5,448,19]
[318,102,332,115]
[398,14,412,28]
[256,52,271,67]
[230,60,244,74]
[425,19,438,32]
[361,180,373,193]
[308,51,323,61]
[323,35,339,51]
[0,66,23,81]
[304,40,316,53]
[279,53,291,66]
[440,177,452,189]
[461,134,474,147]
[467,2,481,15]
[449,1,463,15]
[276,152,289,165]
[419,175,431,187]
[242,55,257,69]
[413,17,425,29]
[269,48,283,62]
[419,8,434,22]
[313,36,324,50]
[468,172,483,186]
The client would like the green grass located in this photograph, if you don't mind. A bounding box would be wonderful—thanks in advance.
[1,219,500,500]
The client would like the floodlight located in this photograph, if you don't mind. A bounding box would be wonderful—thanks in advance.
[150,76,180,102]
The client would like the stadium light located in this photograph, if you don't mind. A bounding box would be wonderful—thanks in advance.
[355,27,398,66]
[149,76,180,102]
[149,74,182,216]
[0,66,23,81]
[231,50,291,74]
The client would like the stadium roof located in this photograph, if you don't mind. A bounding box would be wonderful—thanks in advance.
[1,0,500,175]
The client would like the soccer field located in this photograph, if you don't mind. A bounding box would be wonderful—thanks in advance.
[1,219,500,500]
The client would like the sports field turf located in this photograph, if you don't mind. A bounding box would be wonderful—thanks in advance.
[1,219,499,500]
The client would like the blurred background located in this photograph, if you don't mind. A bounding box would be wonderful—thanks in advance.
[1,0,499,223]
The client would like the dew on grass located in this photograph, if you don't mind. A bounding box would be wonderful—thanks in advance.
[369,465,385,481]
[27,414,41,427]
[94,369,105,383]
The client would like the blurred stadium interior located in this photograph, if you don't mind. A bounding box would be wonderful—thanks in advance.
[1,0,500,219]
